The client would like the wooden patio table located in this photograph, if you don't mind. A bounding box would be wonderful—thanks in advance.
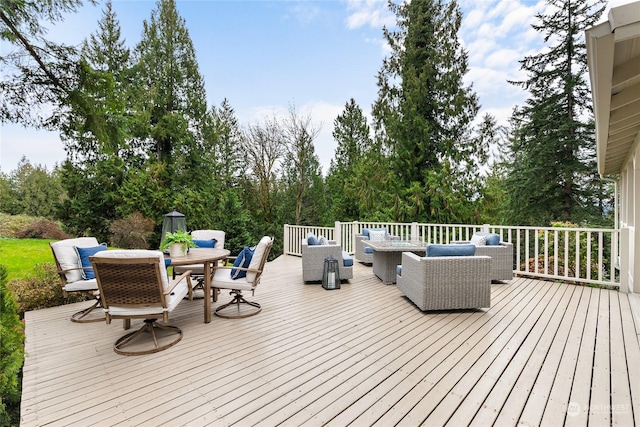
[363,240,426,284]
[168,247,230,323]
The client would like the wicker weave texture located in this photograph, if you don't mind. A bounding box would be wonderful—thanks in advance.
[452,241,514,281]
[92,259,166,308]
[354,235,373,264]
[397,252,492,311]
[301,240,354,282]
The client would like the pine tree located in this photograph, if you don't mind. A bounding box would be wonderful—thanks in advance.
[129,0,216,228]
[503,0,607,226]
[372,0,481,223]
[326,98,372,221]
[133,0,207,165]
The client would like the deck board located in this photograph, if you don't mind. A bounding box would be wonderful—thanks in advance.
[20,255,640,426]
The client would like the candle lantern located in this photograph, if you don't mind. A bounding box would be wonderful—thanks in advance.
[160,209,187,248]
[322,256,341,290]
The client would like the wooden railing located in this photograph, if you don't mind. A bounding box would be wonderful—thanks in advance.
[283,221,619,288]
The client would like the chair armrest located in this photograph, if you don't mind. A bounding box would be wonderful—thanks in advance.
[165,270,192,294]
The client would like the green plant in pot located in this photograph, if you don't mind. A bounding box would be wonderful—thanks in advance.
[160,230,196,257]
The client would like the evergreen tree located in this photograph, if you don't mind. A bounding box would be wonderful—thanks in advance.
[0,265,24,426]
[0,1,85,127]
[10,158,65,219]
[133,0,207,165]
[503,0,607,226]
[207,99,243,189]
[129,0,215,229]
[326,98,372,221]
[57,1,131,239]
[372,0,482,223]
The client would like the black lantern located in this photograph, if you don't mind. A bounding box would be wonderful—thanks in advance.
[160,210,187,247]
[322,256,341,290]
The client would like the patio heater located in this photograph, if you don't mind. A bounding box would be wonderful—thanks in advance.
[322,256,341,290]
[160,209,187,248]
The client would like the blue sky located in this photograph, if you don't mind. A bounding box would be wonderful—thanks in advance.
[0,0,633,174]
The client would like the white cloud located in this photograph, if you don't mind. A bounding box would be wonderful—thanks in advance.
[344,0,395,29]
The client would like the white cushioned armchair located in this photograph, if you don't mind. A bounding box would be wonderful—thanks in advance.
[396,251,492,311]
[301,239,353,282]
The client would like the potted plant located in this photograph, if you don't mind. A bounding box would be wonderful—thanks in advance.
[160,230,196,257]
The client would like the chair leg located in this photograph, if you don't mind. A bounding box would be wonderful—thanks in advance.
[113,319,182,356]
[215,290,261,319]
[70,297,105,323]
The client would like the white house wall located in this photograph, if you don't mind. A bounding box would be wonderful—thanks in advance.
[620,133,640,293]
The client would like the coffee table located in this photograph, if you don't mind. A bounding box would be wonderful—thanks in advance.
[363,240,426,284]
[169,248,230,323]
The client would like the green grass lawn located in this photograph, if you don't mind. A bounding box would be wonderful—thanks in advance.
[0,238,56,281]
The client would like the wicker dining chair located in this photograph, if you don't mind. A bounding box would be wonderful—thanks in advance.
[90,250,192,356]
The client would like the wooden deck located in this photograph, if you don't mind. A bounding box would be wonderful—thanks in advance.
[20,255,640,426]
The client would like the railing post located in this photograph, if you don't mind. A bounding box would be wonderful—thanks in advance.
[483,223,490,233]
[412,222,418,242]
[620,227,630,293]
[335,221,342,247]
[283,224,290,255]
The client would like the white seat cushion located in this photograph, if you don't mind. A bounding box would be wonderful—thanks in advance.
[63,278,98,292]
[211,268,254,291]
[51,237,100,283]
[106,278,189,317]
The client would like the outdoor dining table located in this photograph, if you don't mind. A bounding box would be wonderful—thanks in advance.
[168,247,230,323]
[363,240,426,284]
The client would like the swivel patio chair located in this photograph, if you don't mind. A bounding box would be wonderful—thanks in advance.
[172,229,225,297]
[211,236,273,318]
[50,237,107,322]
[90,250,192,356]
[396,246,492,311]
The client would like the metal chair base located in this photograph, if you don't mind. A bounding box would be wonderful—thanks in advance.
[215,290,261,319]
[70,298,105,323]
[114,319,182,356]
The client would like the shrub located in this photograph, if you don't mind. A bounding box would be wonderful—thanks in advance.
[8,263,85,318]
[0,213,34,238]
[14,219,69,240]
[109,212,155,249]
[0,265,25,426]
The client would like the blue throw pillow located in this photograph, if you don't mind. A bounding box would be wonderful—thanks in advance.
[74,244,107,280]
[396,265,402,277]
[475,232,501,246]
[230,246,254,279]
[193,238,216,248]
[307,232,319,246]
[426,244,475,257]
